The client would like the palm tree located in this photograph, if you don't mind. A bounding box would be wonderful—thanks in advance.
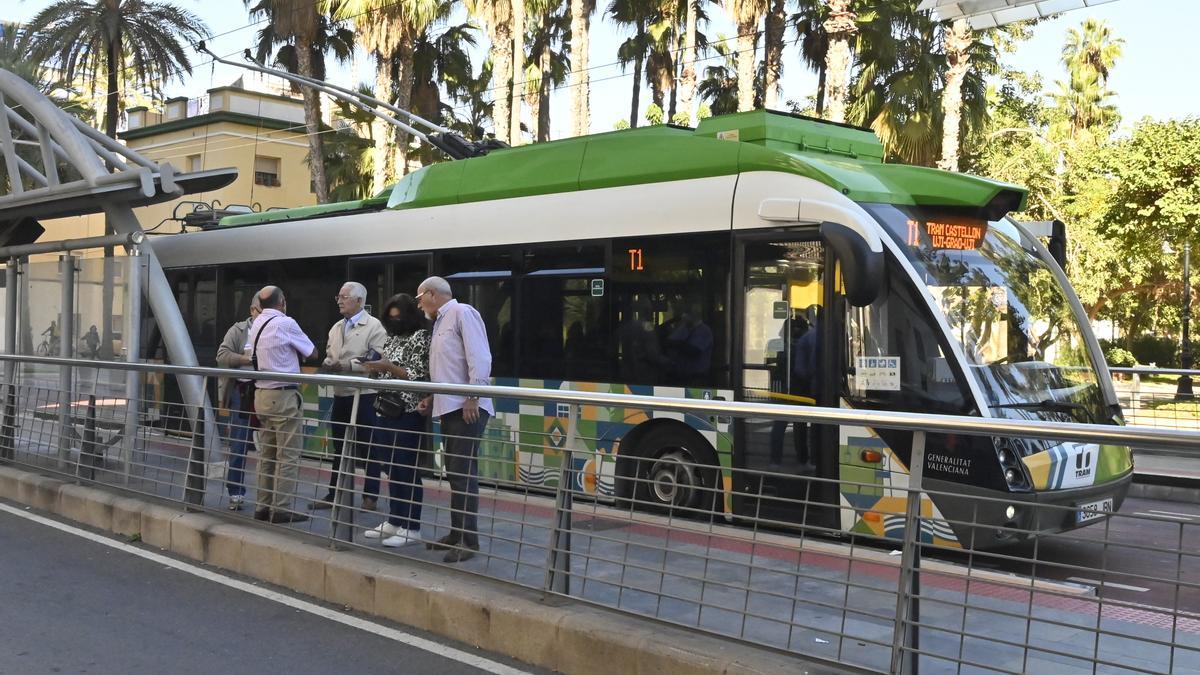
[821,0,856,122]
[937,18,972,171]
[24,0,210,140]
[676,0,701,123]
[725,0,767,111]
[246,0,338,202]
[610,0,652,127]
[524,0,570,141]
[645,9,678,112]
[792,0,829,116]
[761,0,785,108]
[1063,18,1123,84]
[466,0,514,143]
[568,0,596,136]
[511,0,526,145]
[697,39,739,115]
[325,0,443,187]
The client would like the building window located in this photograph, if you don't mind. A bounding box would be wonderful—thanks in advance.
[254,156,281,187]
[187,154,202,172]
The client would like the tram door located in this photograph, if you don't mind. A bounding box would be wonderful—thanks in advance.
[348,253,432,313]
[732,234,839,528]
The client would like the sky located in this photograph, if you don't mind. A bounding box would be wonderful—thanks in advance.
[10,0,1199,137]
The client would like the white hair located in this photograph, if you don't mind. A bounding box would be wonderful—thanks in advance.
[419,276,452,299]
[341,281,367,301]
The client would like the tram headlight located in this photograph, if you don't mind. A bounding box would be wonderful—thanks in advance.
[1004,468,1019,485]
[1005,504,1017,520]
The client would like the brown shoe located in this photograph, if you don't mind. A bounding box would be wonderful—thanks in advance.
[253,508,270,521]
[269,511,310,524]
[426,535,458,551]
[443,545,478,563]
[361,497,378,512]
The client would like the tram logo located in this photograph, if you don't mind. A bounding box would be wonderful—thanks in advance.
[1075,451,1093,479]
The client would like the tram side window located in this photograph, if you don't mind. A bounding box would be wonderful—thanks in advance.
[518,244,608,382]
[610,233,729,388]
[221,257,344,351]
[167,268,217,364]
[843,262,970,414]
[440,248,515,378]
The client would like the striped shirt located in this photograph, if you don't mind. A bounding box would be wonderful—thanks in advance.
[247,308,316,389]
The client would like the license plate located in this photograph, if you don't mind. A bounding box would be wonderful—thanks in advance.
[1077,498,1114,523]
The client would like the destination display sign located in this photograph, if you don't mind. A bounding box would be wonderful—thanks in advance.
[906,218,988,250]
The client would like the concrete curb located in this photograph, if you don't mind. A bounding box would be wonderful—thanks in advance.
[1130,473,1200,504]
[0,465,851,675]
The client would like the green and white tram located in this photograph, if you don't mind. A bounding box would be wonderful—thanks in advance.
[153,110,1131,548]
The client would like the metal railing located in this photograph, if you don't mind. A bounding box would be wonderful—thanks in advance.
[1,353,1198,674]
[1110,367,1200,434]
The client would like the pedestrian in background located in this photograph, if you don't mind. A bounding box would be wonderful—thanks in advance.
[416,276,492,563]
[311,281,388,512]
[361,293,431,547]
[216,295,261,510]
[247,286,316,523]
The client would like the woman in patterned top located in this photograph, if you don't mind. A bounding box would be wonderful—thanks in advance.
[360,293,431,547]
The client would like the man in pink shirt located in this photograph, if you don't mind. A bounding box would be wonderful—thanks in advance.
[246,286,318,523]
[416,276,493,562]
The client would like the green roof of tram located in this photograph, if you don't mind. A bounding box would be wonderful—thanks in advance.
[220,109,1026,227]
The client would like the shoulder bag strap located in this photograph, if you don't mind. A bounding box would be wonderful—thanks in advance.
[251,315,279,371]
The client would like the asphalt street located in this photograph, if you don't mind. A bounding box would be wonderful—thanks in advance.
[0,502,540,675]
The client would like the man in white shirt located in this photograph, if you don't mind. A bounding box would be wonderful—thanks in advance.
[416,276,493,562]
[311,281,388,511]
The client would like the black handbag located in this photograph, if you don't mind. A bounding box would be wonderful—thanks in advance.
[374,389,408,419]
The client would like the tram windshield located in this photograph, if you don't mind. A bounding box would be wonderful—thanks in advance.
[863,203,1107,425]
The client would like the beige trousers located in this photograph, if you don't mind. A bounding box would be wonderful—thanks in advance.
[254,387,303,511]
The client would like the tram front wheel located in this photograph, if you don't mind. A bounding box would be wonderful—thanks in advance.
[626,426,718,517]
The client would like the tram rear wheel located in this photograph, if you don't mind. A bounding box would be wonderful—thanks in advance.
[624,426,719,518]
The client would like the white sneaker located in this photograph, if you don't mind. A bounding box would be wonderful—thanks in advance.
[381,529,419,548]
[364,522,397,539]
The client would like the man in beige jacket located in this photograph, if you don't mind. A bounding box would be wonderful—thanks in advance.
[310,281,388,511]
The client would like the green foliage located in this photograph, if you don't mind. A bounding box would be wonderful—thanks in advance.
[645,103,664,125]
[696,103,712,120]
[1104,346,1137,368]
[613,119,630,130]
[670,111,692,126]
[1129,335,1180,368]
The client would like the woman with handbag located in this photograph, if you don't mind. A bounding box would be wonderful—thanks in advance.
[360,293,432,547]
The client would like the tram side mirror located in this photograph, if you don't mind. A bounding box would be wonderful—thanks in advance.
[820,221,883,307]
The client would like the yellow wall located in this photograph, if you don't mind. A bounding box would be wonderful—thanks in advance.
[37,96,318,261]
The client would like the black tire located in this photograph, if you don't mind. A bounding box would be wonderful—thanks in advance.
[623,425,719,518]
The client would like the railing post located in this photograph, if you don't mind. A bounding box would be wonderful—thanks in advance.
[330,390,360,545]
[56,253,76,468]
[183,375,209,506]
[544,403,579,595]
[891,429,926,675]
[1,257,19,462]
[121,249,142,484]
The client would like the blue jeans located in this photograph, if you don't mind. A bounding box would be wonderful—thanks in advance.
[224,385,253,497]
[372,410,425,530]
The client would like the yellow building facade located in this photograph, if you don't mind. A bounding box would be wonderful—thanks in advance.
[40,85,319,256]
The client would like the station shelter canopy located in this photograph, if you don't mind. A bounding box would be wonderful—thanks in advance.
[917,0,1119,29]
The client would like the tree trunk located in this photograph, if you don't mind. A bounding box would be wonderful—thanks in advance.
[735,19,756,112]
[667,26,681,120]
[371,58,394,194]
[101,30,120,360]
[821,1,856,123]
[295,40,329,203]
[510,0,526,145]
[937,19,973,172]
[491,25,513,144]
[763,0,785,109]
[815,63,826,117]
[395,40,416,175]
[569,0,592,136]
[538,42,552,141]
[677,0,697,124]
[629,22,644,128]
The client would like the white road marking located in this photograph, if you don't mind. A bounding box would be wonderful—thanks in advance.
[1136,511,1194,521]
[0,503,531,675]
[1066,577,1150,593]
[1148,509,1198,520]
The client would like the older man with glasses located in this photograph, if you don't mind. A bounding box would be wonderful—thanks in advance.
[415,276,493,563]
[310,281,388,511]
